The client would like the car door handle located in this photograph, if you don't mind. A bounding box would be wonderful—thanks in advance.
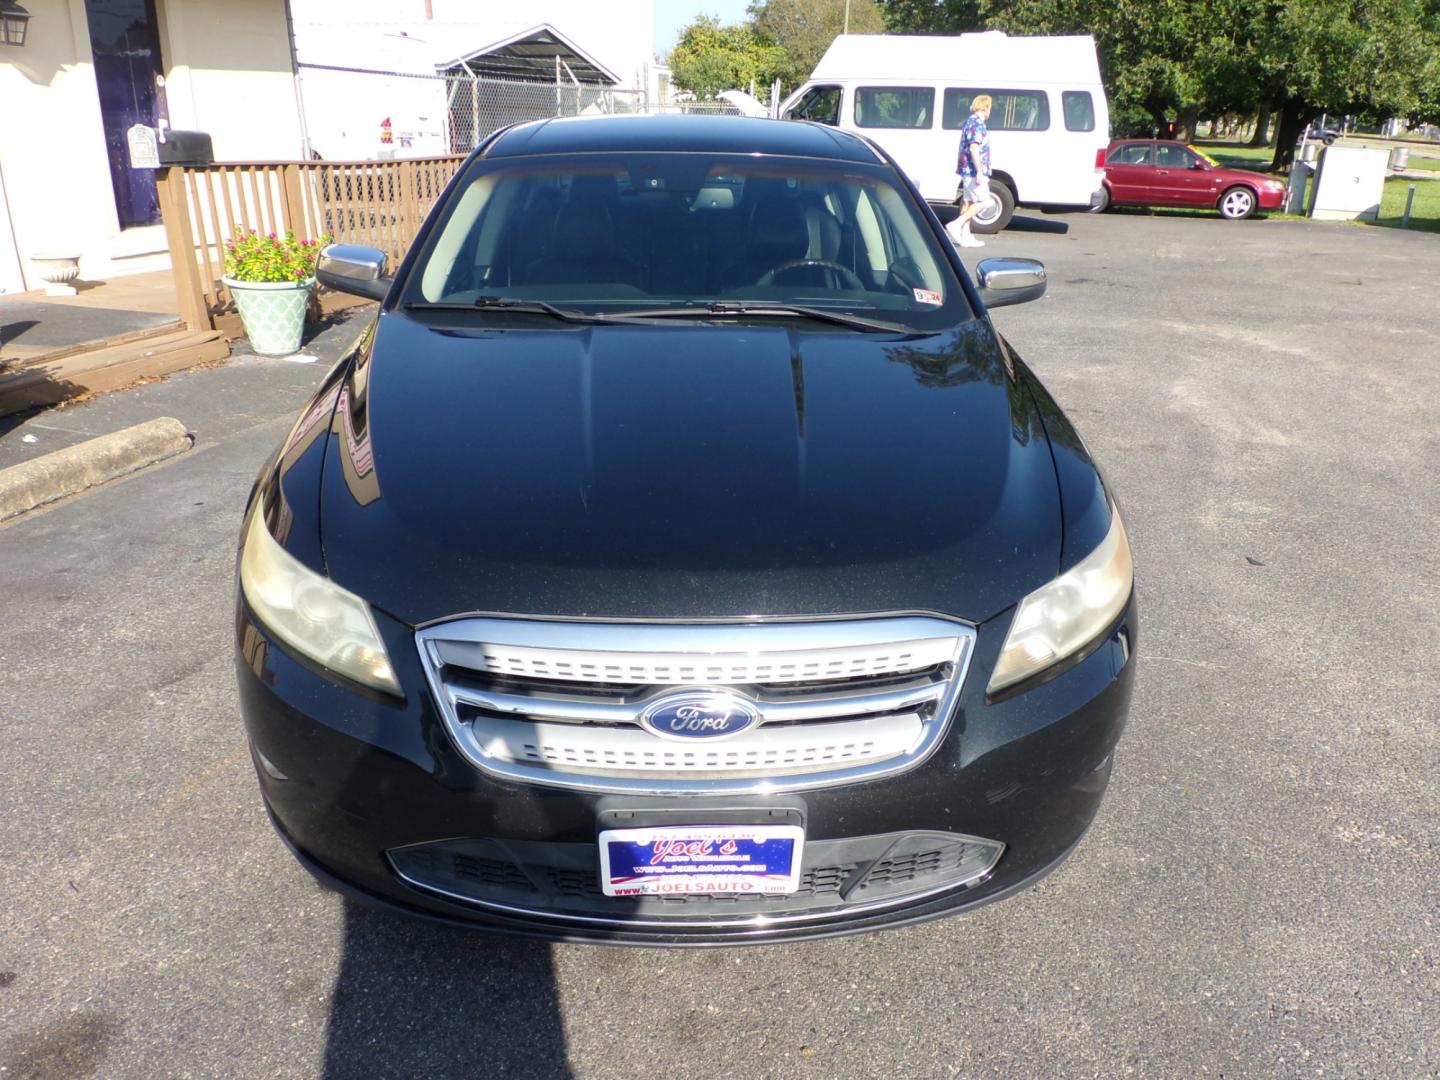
[1156,169,1170,175]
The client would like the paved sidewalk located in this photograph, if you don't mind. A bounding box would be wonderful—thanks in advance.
[1,217,1436,1079]
[1,270,185,363]
[0,308,372,474]
[0,301,178,364]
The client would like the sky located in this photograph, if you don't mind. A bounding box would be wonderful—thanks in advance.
[653,0,752,57]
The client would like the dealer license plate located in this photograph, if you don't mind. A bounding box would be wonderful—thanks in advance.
[598,824,805,898]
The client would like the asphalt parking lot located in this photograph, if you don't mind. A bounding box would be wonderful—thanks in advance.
[1,211,1437,1079]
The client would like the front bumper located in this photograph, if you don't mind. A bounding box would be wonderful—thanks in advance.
[1257,185,1287,211]
[235,597,1137,945]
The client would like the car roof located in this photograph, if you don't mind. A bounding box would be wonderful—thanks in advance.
[1107,138,1203,151]
[482,114,885,164]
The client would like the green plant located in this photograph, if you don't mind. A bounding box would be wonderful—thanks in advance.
[224,229,331,284]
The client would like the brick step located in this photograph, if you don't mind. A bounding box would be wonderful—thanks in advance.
[0,329,229,418]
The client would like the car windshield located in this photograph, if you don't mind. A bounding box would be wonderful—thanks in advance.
[1188,146,1220,167]
[402,151,970,332]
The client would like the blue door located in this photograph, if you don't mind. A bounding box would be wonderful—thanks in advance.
[84,0,164,229]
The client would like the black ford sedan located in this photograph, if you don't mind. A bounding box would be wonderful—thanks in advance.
[235,115,1136,945]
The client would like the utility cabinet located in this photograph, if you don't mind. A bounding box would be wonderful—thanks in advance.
[1309,146,1388,221]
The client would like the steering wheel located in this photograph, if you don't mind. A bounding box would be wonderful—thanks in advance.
[756,259,866,291]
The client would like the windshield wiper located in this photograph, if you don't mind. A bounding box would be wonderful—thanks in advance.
[402,297,612,324]
[616,301,916,334]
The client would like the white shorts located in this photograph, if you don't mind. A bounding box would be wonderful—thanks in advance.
[962,177,991,204]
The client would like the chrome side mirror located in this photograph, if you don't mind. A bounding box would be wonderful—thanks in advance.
[976,257,1046,309]
[317,244,391,302]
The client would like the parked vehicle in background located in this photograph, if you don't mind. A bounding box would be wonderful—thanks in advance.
[235,115,1138,946]
[779,31,1110,233]
[1297,124,1342,146]
[1098,140,1286,219]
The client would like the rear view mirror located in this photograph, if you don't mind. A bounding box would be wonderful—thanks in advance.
[317,244,391,302]
[976,258,1046,309]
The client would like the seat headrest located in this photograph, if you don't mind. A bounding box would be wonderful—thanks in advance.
[798,194,841,261]
[556,201,614,261]
[749,197,810,262]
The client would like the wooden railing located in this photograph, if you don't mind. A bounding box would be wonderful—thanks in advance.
[156,156,466,331]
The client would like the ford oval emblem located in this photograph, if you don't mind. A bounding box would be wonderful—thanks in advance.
[639,692,762,741]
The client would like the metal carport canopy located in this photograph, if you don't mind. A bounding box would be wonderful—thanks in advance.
[436,23,620,85]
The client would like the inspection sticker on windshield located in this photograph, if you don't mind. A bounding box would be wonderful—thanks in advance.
[599,825,804,897]
[913,288,942,305]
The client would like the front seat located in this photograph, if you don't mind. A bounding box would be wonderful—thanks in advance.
[523,199,643,288]
[797,193,843,264]
[722,195,810,289]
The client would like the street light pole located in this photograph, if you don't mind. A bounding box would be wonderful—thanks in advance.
[844,0,851,34]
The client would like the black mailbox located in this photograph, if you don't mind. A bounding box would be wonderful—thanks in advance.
[157,130,214,167]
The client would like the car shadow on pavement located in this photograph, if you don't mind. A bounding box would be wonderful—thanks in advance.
[322,900,574,1080]
[1005,214,1071,234]
[302,304,375,349]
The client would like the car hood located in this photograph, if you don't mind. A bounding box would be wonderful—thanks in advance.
[1217,166,1280,185]
[318,313,1063,625]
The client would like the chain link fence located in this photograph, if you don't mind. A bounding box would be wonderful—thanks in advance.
[296,64,741,161]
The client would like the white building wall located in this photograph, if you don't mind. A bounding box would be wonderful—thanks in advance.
[0,0,123,289]
[157,0,306,162]
[0,0,304,289]
[0,163,30,295]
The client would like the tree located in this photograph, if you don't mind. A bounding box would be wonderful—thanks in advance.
[1208,0,1440,168]
[876,0,983,32]
[668,16,788,100]
[749,0,888,94]
[981,0,1210,137]
[888,0,1440,165]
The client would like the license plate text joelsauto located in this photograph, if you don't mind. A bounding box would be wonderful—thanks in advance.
[599,825,805,897]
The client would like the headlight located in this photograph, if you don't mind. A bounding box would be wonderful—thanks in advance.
[988,505,1133,694]
[239,507,401,694]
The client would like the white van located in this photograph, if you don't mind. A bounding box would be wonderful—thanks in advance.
[779,32,1110,232]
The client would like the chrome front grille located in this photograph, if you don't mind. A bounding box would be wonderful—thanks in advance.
[415,617,976,795]
[434,634,960,685]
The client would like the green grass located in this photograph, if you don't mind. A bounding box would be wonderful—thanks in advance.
[1190,141,1440,232]
[1105,140,1440,231]
[1195,139,1440,173]
[1376,176,1440,232]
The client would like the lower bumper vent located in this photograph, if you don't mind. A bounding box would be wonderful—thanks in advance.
[388,830,1004,928]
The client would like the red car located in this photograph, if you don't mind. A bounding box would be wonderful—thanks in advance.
[1097,140,1287,219]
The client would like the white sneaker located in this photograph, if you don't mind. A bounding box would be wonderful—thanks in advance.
[958,233,985,247]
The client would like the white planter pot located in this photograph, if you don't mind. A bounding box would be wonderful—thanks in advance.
[224,276,313,357]
[31,253,81,297]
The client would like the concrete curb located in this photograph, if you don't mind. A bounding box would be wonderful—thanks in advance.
[0,417,193,523]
